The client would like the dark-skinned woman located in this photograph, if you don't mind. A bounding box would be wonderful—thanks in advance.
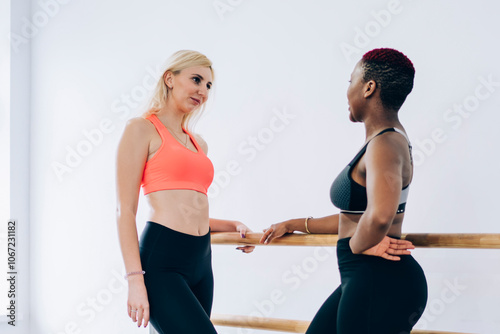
[260,48,427,334]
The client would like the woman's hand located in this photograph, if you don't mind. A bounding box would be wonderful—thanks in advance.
[235,223,255,253]
[260,220,295,245]
[357,236,415,261]
[127,277,150,328]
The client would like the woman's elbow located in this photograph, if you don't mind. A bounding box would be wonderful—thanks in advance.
[365,209,396,230]
[116,206,137,222]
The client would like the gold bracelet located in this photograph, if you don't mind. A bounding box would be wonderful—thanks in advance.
[305,216,313,234]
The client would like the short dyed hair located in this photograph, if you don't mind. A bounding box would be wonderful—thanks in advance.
[361,48,415,111]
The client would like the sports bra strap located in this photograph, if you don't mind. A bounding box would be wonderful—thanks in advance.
[147,114,168,140]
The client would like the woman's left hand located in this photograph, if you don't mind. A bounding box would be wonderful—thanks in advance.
[359,236,414,261]
[235,223,255,253]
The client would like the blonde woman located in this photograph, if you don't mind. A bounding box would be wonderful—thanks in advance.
[116,50,253,333]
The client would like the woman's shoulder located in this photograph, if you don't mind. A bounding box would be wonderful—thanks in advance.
[371,128,409,146]
[126,116,151,126]
[366,129,411,161]
[122,116,155,138]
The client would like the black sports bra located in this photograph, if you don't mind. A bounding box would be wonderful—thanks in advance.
[330,128,412,214]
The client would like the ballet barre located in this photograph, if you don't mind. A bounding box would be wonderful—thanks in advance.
[210,232,500,248]
[206,232,499,334]
[210,314,472,334]
[150,232,496,333]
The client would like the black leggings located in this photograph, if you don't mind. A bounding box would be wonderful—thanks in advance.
[139,221,217,334]
[306,237,428,334]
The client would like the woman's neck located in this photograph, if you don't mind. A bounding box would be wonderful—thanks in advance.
[363,110,402,140]
[157,103,185,132]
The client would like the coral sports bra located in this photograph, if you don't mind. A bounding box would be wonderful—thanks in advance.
[141,114,214,195]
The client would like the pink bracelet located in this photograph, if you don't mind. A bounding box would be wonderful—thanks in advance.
[124,270,145,280]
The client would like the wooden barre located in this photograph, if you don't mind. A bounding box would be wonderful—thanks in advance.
[210,314,474,334]
[210,232,500,249]
[211,314,308,333]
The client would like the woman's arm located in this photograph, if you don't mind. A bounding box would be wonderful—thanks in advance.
[209,218,245,233]
[349,134,405,254]
[210,218,255,253]
[116,118,151,327]
[260,214,339,244]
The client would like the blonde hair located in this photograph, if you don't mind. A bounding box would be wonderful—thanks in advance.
[142,50,214,130]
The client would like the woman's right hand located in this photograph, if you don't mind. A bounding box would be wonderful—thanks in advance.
[260,220,295,244]
[359,235,415,261]
[127,277,150,328]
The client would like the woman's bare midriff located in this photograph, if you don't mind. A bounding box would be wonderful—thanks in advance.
[145,189,210,236]
[338,212,404,239]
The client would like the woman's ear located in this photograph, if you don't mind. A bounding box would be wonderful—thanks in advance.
[363,80,377,98]
[163,71,173,89]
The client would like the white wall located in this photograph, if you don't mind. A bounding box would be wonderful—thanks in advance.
[0,0,11,324]
[8,0,500,333]
[1,0,31,333]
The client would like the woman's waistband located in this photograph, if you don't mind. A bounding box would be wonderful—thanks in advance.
[139,221,211,259]
[336,236,409,267]
[337,235,401,245]
[337,236,402,250]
